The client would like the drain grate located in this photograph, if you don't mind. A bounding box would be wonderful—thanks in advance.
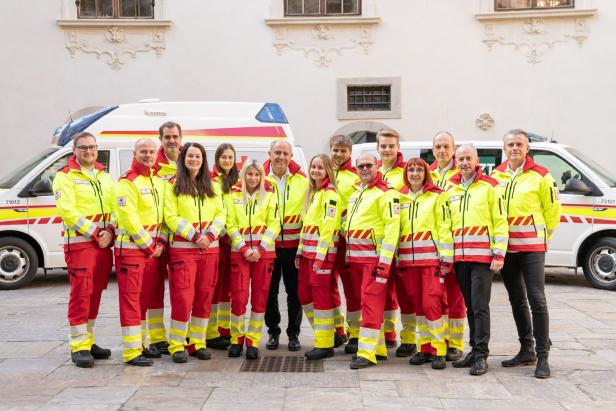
[239,355,324,372]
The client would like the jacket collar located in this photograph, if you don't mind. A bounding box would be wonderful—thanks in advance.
[337,159,356,173]
[449,166,484,185]
[317,176,333,191]
[429,157,456,171]
[377,152,405,170]
[67,155,105,173]
[495,155,536,173]
[130,158,153,177]
[263,159,302,176]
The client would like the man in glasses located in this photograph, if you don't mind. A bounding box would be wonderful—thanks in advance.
[347,154,400,369]
[53,132,116,368]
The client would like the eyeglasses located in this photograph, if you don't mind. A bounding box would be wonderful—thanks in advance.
[357,163,375,170]
[76,145,97,152]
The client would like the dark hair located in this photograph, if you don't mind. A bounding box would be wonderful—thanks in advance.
[159,121,182,139]
[403,158,433,188]
[214,143,239,194]
[73,131,96,147]
[174,142,215,198]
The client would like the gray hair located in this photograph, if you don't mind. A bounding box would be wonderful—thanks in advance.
[455,144,478,158]
[503,128,530,142]
[269,140,292,151]
[433,131,455,146]
[356,153,378,165]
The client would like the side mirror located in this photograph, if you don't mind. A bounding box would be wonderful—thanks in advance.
[564,178,591,195]
[29,179,52,197]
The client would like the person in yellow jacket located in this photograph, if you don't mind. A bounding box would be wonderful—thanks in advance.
[396,158,454,370]
[492,129,561,379]
[330,135,360,352]
[376,128,404,348]
[428,131,465,362]
[445,144,509,376]
[115,139,167,366]
[206,143,239,350]
[163,142,226,363]
[53,132,115,368]
[295,154,341,360]
[263,140,308,351]
[227,160,281,360]
[347,153,401,369]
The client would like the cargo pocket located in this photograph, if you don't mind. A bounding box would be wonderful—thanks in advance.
[118,263,142,293]
[429,270,445,297]
[69,267,92,296]
[169,260,191,289]
[230,263,244,292]
[311,262,333,288]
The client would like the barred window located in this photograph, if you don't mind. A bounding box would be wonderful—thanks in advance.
[347,86,391,112]
[495,0,574,11]
[77,0,154,19]
[285,0,361,16]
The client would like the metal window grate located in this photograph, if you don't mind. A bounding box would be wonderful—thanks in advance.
[239,356,324,372]
[347,86,391,112]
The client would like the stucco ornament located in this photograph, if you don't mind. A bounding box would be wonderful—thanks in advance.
[476,113,495,131]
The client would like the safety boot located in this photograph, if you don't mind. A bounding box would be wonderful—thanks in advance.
[288,336,301,352]
[71,350,94,368]
[535,357,551,379]
[453,351,475,368]
[207,336,231,350]
[172,350,188,363]
[90,344,111,360]
[334,333,348,348]
[246,346,259,360]
[501,350,537,367]
[305,347,334,360]
[142,346,162,358]
[395,343,417,357]
[446,348,463,362]
[470,357,488,376]
[228,344,243,357]
[432,356,447,370]
[150,341,170,355]
[266,334,279,350]
[350,356,374,369]
[344,338,358,354]
[126,354,153,367]
[190,348,211,360]
[409,352,433,365]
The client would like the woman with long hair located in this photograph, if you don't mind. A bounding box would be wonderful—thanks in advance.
[206,143,239,350]
[226,159,280,360]
[163,142,226,363]
[396,157,454,370]
[295,154,341,360]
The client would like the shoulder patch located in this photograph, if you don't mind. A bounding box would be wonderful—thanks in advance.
[54,190,61,200]
[326,205,336,218]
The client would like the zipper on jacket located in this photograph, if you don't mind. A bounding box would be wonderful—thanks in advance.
[149,176,161,248]
[345,189,365,239]
[410,200,416,263]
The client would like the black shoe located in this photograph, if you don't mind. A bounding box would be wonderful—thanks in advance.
[334,333,348,348]
[288,336,301,351]
[350,356,374,369]
[172,350,188,363]
[453,352,475,368]
[344,338,358,354]
[190,348,211,360]
[207,336,231,350]
[126,354,153,367]
[71,350,94,368]
[246,346,259,360]
[228,344,243,357]
[305,347,334,360]
[385,340,398,349]
[150,341,170,355]
[432,356,447,370]
[90,344,111,360]
[266,334,279,350]
[351,353,387,361]
[395,343,417,358]
[501,350,537,367]
[535,357,551,379]
[446,348,463,362]
[470,357,488,376]
[142,346,162,358]
[409,352,433,365]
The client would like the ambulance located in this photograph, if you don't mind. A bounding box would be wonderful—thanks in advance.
[352,139,616,290]
[0,101,306,289]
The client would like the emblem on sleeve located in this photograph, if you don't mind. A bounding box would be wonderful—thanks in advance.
[117,196,127,207]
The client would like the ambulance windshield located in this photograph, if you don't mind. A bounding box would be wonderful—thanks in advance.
[0,147,60,189]
[566,147,616,188]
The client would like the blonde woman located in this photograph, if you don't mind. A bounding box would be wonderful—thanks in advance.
[295,154,341,360]
[226,160,280,360]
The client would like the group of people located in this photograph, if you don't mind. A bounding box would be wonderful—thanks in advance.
[53,122,561,379]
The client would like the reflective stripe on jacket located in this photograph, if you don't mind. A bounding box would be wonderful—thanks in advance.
[398,183,453,267]
[445,167,509,264]
[52,155,116,251]
[491,156,561,252]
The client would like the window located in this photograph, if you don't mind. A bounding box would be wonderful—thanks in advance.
[77,0,154,19]
[285,0,361,16]
[495,0,574,11]
[530,149,587,193]
[347,86,391,112]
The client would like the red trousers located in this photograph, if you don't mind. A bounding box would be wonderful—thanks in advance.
[210,243,232,336]
[66,243,112,352]
[384,266,399,342]
[298,259,336,347]
[140,250,167,320]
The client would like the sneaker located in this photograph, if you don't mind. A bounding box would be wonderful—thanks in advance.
[126,354,153,367]
[71,350,94,368]
[305,347,334,360]
[90,344,111,360]
[172,350,188,363]
[446,348,463,362]
[246,346,259,360]
[150,341,170,355]
[395,343,417,358]
[190,348,211,360]
[453,351,475,368]
[470,357,488,376]
[344,338,358,354]
[207,336,231,350]
[409,352,433,365]
[534,357,551,379]
[501,350,537,367]
[432,355,447,370]
[228,344,243,357]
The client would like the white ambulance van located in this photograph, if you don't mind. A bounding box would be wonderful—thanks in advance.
[0,101,306,289]
[352,139,616,290]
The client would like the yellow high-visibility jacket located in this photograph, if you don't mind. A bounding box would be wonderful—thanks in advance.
[227,182,281,259]
[52,155,116,251]
[163,178,226,253]
[211,167,236,246]
[444,167,508,264]
[491,156,561,252]
[153,146,177,182]
[378,152,406,191]
[334,159,359,235]
[429,158,458,189]
[345,173,400,275]
[115,158,167,257]
[297,178,341,264]
[398,183,453,267]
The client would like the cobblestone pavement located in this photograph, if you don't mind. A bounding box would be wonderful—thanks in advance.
[1,268,615,410]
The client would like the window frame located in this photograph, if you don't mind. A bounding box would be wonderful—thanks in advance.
[284,0,362,17]
[494,0,575,12]
[76,0,155,20]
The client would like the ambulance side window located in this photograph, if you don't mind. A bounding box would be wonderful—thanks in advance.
[34,151,110,195]
[119,150,133,175]
[477,148,502,175]
[530,150,586,193]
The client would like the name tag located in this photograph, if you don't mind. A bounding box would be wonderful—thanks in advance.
[449,195,461,202]
[234,199,243,204]
[74,179,89,185]
[375,277,387,284]
[140,188,151,195]
[499,182,507,187]
[401,203,410,209]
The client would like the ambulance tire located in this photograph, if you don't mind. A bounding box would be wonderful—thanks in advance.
[582,237,616,291]
[0,237,39,290]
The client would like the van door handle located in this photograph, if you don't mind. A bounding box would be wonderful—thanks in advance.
[593,207,608,212]
[13,208,27,213]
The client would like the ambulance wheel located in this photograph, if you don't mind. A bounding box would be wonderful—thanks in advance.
[0,238,39,290]
[583,237,616,290]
